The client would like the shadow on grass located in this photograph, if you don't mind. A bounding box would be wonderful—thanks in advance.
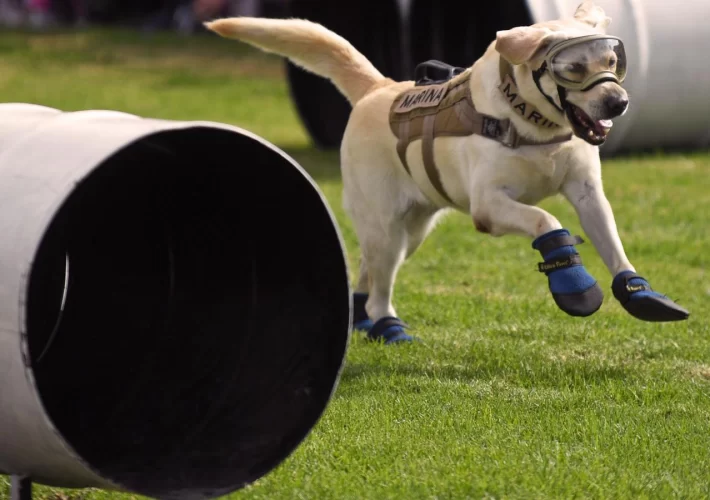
[338,348,632,398]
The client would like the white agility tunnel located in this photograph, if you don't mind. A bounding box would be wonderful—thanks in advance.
[0,104,351,499]
[289,0,710,155]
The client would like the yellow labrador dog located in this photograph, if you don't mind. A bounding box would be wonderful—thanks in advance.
[206,0,688,344]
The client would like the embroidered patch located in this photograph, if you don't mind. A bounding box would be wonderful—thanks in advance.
[482,117,501,138]
[499,74,561,129]
[393,84,448,113]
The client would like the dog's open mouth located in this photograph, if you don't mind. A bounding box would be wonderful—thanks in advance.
[565,104,613,146]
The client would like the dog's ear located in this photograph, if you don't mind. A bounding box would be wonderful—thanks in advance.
[574,0,612,31]
[495,27,561,65]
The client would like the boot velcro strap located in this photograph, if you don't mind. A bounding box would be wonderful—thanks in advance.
[368,316,409,341]
[538,254,583,274]
[612,272,652,305]
[537,234,585,256]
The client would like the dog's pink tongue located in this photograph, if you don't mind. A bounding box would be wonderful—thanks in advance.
[594,119,613,134]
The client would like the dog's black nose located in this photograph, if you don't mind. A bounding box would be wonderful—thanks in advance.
[605,95,629,117]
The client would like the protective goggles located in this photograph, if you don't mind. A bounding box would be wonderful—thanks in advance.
[539,34,627,91]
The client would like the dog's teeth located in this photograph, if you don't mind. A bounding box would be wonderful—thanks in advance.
[588,130,594,138]
[599,119,613,129]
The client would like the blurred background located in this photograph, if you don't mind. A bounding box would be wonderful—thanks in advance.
[0,0,273,32]
[1,0,709,156]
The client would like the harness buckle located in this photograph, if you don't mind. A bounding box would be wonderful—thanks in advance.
[481,116,520,149]
[499,119,521,148]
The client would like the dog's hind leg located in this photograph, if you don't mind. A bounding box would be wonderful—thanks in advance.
[357,214,415,343]
[404,203,443,259]
[362,224,405,323]
[475,188,604,318]
[350,202,440,340]
[341,112,433,342]
[354,259,370,293]
[352,259,373,331]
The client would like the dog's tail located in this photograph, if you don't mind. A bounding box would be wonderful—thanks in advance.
[205,17,386,105]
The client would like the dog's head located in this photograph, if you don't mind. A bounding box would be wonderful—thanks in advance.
[495,0,628,146]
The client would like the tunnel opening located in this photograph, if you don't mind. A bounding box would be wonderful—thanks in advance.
[25,127,350,499]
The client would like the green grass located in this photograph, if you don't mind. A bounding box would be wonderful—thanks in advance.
[2,28,710,500]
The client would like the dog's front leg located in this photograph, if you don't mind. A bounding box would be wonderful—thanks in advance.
[562,172,689,322]
[561,175,632,276]
[476,189,603,317]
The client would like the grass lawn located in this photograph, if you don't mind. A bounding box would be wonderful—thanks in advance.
[1,28,710,500]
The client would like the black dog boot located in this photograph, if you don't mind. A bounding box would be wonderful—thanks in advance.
[353,294,417,344]
[367,316,416,344]
[532,228,604,317]
[612,271,689,322]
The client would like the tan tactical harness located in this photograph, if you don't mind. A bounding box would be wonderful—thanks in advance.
[389,59,573,205]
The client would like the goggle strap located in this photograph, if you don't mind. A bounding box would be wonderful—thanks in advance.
[532,62,565,114]
[557,84,569,110]
[580,74,621,91]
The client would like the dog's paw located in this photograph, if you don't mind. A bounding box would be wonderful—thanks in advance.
[533,228,603,317]
[352,293,417,342]
[367,317,418,344]
[612,271,689,322]
[353,318,375,331]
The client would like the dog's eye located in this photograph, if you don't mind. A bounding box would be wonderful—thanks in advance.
[608,56,617,68]
[566,63,585,74]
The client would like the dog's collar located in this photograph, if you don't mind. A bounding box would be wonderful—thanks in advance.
[498,58,568,131]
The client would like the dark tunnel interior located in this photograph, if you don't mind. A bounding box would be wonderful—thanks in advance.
[25,127,351,499]
[409,0,534,69]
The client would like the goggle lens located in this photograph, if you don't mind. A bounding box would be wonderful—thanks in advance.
[550,38,626,87]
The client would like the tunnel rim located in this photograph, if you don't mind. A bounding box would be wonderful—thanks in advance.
[19,122,353,496]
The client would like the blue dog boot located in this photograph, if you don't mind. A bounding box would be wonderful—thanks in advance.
[367,317,416,344]
[353,292,374,331]
[533,228,603,317]
[612,271,689,322]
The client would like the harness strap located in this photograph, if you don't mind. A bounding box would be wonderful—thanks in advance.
[390,65,573,205]
[536,234,585,256]
[611,272,653,305]
[421,115,455,205]
[396,121,412,175]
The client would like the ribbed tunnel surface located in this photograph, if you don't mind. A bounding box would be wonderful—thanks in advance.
[24,127,350,499]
